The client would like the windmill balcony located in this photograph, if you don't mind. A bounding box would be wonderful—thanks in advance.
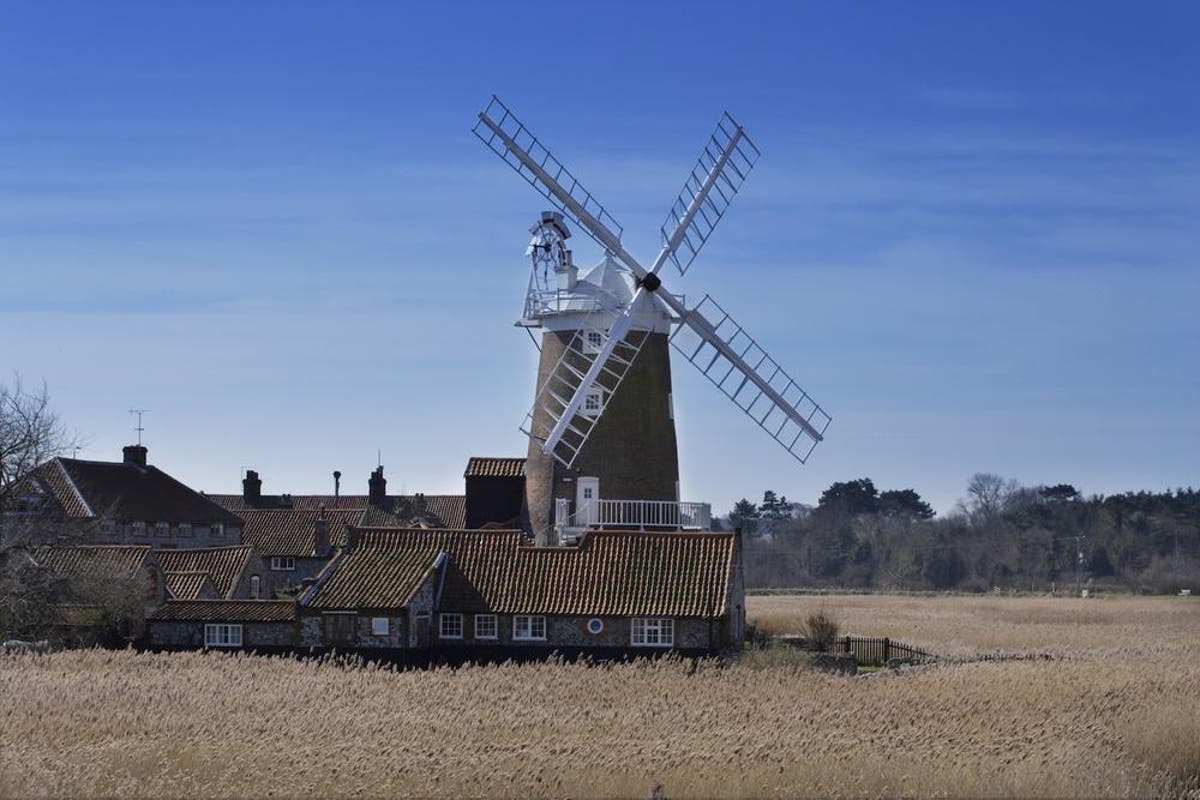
[554,497,712,541]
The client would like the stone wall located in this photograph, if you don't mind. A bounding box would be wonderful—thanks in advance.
[100,522,243,550]
[432,614,720,652]
[148,620,296,648]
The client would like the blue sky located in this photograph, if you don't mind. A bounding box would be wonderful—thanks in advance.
[2,1,1197,515]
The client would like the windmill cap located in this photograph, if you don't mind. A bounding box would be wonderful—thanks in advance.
[529,210,570,238]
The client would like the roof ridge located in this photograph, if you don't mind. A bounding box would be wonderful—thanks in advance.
[42,543,151,552]
[54,458,94,518]
[166,544,251,553]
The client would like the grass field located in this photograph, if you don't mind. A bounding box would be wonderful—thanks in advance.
[2,594,1198,798]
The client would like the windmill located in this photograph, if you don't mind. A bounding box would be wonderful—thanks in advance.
[474,96,831,543]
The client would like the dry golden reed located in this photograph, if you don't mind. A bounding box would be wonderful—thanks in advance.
[0,594,1196,799]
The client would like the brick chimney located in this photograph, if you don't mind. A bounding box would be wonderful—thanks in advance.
[242,470,262,502]
[313,505,330,556]
[368,466,387,508]
[122,444,147,467]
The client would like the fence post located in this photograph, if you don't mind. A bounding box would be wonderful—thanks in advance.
[843,637,851,656]
[883,637,890,663]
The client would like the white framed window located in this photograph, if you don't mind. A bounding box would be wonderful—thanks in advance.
[513,615,546,641]
[213,523,225,537]
[204,623,243,648]
[371,617,389,636]
[179,522,192,537]
[270,557,296,571]
[582,387,603,417]
[586,618,604,635]
[582,329,605,355]
[439,613,463,639]
[156,522,170,538]
[474,614,498,639]
[631,617,674,647]
[249,575,261,599]
[132,521,146,537]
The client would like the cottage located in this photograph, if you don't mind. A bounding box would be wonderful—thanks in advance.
[227,507,348,591]
[155,545,269,600]
[3,445,243,548]
[296,526,744,658]
[147,600,296,651]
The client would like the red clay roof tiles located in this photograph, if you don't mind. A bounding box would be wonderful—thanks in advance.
[303,528,736,618]
[33,545,152,579]
[155,546,254,599]
[464,457,526,478]
[148,600,296,622]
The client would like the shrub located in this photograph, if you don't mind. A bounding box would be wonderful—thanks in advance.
[803,609,839,652]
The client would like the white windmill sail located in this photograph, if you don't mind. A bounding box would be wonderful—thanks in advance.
[475,96,831,467]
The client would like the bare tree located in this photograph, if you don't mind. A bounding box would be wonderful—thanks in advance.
[0,375,81,495]
[0,377,89,639]
[959,472,1019,524]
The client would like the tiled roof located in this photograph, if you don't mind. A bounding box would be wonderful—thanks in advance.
[208,494,467,530]
[33,545,153,579]
[155,546,254,599]
[164,570,219,600]
[233,507,360,557]
[511,531,736,617]
[148,600,296,622]
[17,458,242,525]
[304,529,736,618]
[304,529,521,610]
[464,457,526,479]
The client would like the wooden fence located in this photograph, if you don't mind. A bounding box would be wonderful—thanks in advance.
[838,636,932,666]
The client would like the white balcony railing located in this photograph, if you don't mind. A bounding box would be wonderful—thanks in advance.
[554,498,712,539]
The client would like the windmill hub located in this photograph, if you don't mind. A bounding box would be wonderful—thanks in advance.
[637,273,662,292]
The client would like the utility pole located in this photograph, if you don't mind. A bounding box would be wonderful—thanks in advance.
[1074,534,1086,597]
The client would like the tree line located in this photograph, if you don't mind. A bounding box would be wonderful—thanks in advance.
[722,476,1200,593]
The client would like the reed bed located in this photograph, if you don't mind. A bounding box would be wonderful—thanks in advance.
[0,594,1196,798]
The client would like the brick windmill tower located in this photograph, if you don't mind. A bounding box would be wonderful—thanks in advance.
[475,97,832,545]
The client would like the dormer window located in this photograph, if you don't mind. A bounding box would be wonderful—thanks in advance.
[155,522,170,538]
[132,521,146,537]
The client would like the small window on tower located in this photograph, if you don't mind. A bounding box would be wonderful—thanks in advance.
[583,330,605,354]
[583,388,603,416]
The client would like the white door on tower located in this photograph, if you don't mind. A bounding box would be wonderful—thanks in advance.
[577,477,600,526]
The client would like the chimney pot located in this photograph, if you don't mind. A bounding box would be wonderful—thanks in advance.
[368,467,387,508]
[122,445,148,467]
[313,506,330,557]
[243,470,262,502]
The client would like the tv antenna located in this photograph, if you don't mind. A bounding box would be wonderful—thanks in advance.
[128,409,150,445]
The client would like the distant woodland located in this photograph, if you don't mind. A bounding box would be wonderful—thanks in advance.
[723,476,1200,593]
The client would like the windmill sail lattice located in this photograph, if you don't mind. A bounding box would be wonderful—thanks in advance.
[672,296,830,462]
[473,96,624,252]
[520,301,652,468]
[661,113,760,277]
[475,95,831,468]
